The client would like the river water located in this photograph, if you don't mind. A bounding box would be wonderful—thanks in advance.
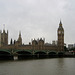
[0,58,75,75]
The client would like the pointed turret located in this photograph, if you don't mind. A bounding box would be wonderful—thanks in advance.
[59,20,62,26]
[58,20,64,31]
[3,24,5,33]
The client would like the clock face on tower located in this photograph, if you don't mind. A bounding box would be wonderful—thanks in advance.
[58,31,61,34]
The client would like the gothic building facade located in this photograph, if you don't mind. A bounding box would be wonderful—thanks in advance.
[0,29,8,47]
[0,21,64,52]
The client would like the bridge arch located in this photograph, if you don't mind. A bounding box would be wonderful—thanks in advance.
[15,50,32,59]
[48,52,57,55]
[0,50,11,55]
[58,52,64,57]
[34,51,47,58]
[48,52,57,57]
[14,50,32,54]
[0,49,11,54]
[34,51,46,54]
[0,50,12,60]
[16,51,31,55]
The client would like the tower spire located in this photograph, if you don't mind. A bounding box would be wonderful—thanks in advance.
[59,20,62,26]
[19,31,21,37]
[3,24,5,33]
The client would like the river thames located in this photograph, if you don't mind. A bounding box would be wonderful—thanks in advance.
[0,58,75,75]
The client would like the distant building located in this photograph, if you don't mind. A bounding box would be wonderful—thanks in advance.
[73,43,75,48]
[0,21,64,52]
[68,44,73,50]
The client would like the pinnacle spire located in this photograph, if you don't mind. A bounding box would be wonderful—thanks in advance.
[19,31,21,37]
[3,24,5,33]
[59,20,62,26]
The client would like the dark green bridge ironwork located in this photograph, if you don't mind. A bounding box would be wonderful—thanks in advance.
[0,49,65,60]
[0,49,74,60]
[0,49,65,56]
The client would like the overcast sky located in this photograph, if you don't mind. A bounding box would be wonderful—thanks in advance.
[0,0,75,45]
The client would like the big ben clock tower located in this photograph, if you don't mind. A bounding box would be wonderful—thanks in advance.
[57,21,64,51]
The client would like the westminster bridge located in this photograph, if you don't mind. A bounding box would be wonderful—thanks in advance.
[0,49,72,60]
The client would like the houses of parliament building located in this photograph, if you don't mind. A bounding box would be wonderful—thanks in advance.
[0,21,64,52]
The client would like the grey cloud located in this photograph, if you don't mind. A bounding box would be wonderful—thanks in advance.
[0,0,75,44]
